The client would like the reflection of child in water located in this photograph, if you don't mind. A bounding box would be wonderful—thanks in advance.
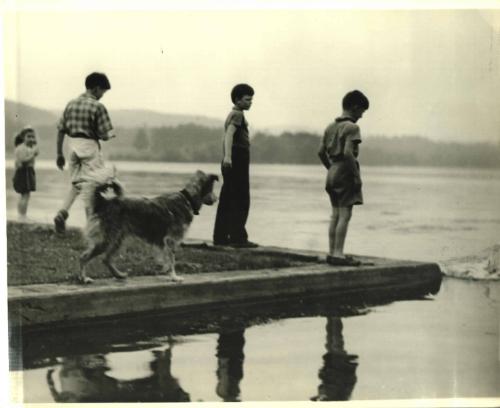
[216,330,246,402]
[311,317,358,401]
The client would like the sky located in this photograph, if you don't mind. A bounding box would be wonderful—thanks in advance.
[2,3,500,142]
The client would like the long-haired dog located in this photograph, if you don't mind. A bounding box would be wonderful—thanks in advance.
[78,170,218,284]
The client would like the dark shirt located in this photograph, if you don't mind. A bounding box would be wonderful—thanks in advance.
[224,108,249,150]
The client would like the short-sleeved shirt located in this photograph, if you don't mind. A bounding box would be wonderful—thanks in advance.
[14,144,39,169]
[57,93,113,142]
[224,108,250,150]
[322,117,362,161]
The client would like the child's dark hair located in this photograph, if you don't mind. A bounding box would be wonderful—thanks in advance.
[342,90,369,110]
[14,126,34,147]
[14,133,24,147]
[231,84,254,104]
[85,72,111,90]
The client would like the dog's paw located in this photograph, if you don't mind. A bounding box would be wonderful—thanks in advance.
[161,274,184,283]
[77,276,94,285]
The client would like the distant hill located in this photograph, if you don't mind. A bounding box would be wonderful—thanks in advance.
[4,100,58,130]
[4,99,223,156]
[110,109,223,129]
[4,99,223,129]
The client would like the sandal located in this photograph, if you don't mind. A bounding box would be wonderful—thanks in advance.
[326,255,362,266]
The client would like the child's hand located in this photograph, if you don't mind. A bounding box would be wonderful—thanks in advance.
[56,155,66,170]
[222,156,232,168]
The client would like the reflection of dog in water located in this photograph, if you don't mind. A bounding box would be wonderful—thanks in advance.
[78,170,218,284]
[46,345,190,403]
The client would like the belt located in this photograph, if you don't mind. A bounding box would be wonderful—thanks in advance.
[70,132,97,140]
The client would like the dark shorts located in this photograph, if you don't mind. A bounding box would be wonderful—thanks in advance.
[326,161,363,207]
[13,166,36,194]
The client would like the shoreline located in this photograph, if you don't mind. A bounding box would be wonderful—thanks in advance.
[7,221,441,329]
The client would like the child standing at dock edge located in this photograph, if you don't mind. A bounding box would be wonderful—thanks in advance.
[213,84,258,248]
[318,90,369,266]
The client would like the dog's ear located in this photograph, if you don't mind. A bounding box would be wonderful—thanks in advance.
[210,174,219,182]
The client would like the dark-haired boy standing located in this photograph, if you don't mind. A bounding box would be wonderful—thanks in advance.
[318,90,369,266]
[53,72,116,233]
[213,84,258,248]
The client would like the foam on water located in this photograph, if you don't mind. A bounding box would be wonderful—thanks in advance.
[439,244,500,280]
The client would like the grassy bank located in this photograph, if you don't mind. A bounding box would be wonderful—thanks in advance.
[7,222,318,286]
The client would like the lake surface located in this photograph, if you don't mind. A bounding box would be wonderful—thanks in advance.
[6,161,500,402]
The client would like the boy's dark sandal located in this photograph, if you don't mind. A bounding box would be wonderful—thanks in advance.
[326,255,361,266]
[229,241,259,249]
[213,239,232,247]
[54,210,68,233]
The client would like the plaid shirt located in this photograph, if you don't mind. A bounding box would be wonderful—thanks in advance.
[57,92,113,140]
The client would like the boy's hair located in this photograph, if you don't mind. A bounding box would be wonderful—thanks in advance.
[342,90,369,110]
[85,72,111,90]
[231,84,254,103]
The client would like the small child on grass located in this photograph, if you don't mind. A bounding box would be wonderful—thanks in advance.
[13,126,39,221]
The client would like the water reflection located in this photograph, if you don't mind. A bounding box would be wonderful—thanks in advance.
[40,320,361,403]
[45,344,190,403]
[216,330,246,402]
[17,289,436,402]
[311,317,358,401]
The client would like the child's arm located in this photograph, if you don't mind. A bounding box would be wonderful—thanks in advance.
[95,104,115,141]
[342,127,362,186]
[222,124,236,168]
[56,130,66,169]
[100,130,116,141]
[318,140,331,170]
[15,144,38,163]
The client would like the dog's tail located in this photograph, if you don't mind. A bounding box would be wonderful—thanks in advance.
[79,165,124,214]
[91,179,124,214]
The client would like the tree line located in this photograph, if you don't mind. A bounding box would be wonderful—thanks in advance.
[112,123,500,168]
[6,122,500,168]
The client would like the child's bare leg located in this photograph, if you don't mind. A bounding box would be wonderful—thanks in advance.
[328,206,340,256]
[61,184,79,212]
[17,193,30,219]
[333,206,353,258]
[54,185,79,233]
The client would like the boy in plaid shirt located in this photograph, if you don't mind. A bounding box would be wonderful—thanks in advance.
[53,72,116,233]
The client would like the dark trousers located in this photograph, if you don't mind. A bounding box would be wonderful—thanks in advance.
[213,147,250,244]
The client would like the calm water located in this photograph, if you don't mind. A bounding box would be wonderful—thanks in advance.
[6,160,500,402]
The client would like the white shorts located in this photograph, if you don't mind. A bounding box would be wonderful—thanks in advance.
[68,138,105,187]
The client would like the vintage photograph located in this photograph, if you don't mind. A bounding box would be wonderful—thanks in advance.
[3,1,500,406]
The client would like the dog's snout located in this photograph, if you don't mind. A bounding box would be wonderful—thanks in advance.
[203,192,218,205]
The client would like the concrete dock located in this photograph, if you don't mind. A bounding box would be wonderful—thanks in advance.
[8,245,442,329]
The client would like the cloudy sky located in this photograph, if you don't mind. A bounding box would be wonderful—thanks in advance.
[3,2,500,142]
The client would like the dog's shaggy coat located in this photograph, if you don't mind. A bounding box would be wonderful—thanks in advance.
[78,170,218,284]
